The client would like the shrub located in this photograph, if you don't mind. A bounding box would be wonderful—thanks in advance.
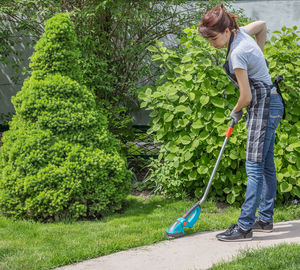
[0,13,131,221]
[265,26,300,200]
[139,26,300,204]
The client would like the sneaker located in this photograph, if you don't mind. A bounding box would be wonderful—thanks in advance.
[252,218,273,232]
[216,224,253,242]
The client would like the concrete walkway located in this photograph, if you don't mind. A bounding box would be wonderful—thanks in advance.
[57,220,300,270]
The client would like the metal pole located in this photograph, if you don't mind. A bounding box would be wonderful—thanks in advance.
[199,136,229,205]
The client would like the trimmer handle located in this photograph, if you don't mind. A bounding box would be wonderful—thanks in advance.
[226,119,235,138]
[229,119,235,128]
[199,119,236,205]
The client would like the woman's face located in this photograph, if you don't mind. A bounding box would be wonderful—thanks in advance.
[207,28,231,49]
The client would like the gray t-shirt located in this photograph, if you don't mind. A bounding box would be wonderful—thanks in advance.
[228,27,273,86]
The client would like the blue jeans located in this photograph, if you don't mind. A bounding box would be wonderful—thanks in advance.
[237,93,284,230]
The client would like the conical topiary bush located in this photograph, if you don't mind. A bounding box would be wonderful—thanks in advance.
[0,13,131,221]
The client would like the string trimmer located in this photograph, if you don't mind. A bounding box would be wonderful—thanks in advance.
[166,120,235,238]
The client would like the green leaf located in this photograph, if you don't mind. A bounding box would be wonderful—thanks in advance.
[181,135,191,145]
[197,72,206,82]
[184,74,193,81]
[286,142,300,152]
[213,112,225,123]
[189,92,195,101]
[191,139,200,150]
[164,113,174,122]
[166,153,176,161]
[184,161,194,170]
[180,119,189,127]
[229,152,239,160]
[145,88,152,96]
[174,66,183,74]
[200,95,209,106]
[175,105,188,113]
[156,40,163,47]
[192,120,204,129]
[199,130,209,141]
[226,193,235,204]
[280,181,293,193]
[184,151,193,161]
[286,154,297,164]
[166,143,178,153]
[285,63,294,70]
[188,170,197,180]
[223,187,231,194]
[211,97,226,108]
[179,95,188,103]
[197,166,208,175]
[152,54,162,61]
[182,54,192,63]
[140,102,147,108]
[180,36,188,44]
[147,45,158,52]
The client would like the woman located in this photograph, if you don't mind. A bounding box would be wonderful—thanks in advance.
[198,4,285,241]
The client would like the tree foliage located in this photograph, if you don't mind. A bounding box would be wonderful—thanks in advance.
[0,13,131,221]
[0,0,227,142]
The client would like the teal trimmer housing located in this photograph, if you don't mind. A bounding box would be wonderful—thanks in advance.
[166,203,201,238]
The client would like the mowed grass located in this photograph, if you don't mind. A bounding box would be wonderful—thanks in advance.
[210,243,300,270]
[0,195,299,270]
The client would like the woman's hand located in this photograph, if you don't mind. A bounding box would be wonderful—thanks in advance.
[244,21,267,52]
[234,68,252,112]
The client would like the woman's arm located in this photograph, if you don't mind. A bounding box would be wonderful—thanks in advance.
[233,68,252,112]
[244,21,267,52]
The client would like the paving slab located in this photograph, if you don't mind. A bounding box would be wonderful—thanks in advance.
[57,220,300,270]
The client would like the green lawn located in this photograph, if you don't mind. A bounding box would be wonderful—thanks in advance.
[211,243,300,270]
[0,195,299,270]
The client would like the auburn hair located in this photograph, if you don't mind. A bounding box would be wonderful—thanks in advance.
[198,4,239,38]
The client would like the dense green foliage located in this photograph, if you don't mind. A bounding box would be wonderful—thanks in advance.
[265,26,300,200]
[139,26,300,203]
[0,13,131,221]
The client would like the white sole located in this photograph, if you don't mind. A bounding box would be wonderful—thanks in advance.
[252,229,273,233]
[217,237,253,242]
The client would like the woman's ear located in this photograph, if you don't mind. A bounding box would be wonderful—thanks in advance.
[225,27,231,35]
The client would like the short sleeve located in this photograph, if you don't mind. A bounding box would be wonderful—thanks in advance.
[230,49,248,71]
[240,27,249,35]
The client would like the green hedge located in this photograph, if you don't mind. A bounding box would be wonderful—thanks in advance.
[139,26,300,204]
[0,13,131,221]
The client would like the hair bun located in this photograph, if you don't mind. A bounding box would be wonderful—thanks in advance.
[198,4,239,38]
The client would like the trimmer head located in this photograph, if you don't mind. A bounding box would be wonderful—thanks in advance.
[166,205,201,239]
[166,218,185,239]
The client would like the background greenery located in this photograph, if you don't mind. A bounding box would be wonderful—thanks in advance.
[139,26,300,204]
[0,0,229,144]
